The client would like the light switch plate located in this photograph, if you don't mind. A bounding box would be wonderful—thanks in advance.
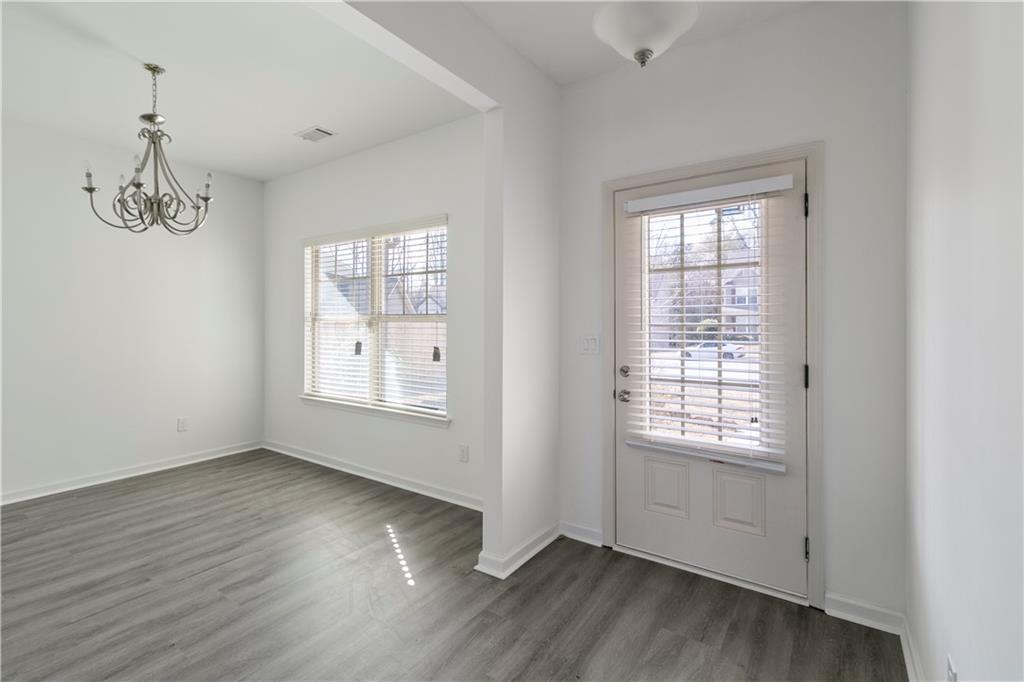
[579,336,600,355]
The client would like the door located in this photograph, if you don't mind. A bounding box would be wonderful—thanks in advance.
[614,159,808,598]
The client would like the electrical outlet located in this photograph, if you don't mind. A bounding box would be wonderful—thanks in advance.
[458,444,470,463]
[579,336,600,355]
[946,655,957,682]
[176,417,188,433]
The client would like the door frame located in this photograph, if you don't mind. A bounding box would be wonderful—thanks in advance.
[601,142,825,609]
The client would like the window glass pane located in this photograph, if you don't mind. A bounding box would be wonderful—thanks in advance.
[683,208,717,267]
[316,239,370,318]
[427,272,447,314]
[640,202,770,451]
[311,320,369,401]
[721,202,760,265]
[648,270,682,351]
[683,268,716,345]
[647,214,681,270]
[380,229,446,318]
[428,230,447,271]
[379,320,446,412]
[383,275,403,315]
[404,273,428,314]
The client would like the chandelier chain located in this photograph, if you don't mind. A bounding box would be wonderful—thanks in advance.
[151,70,158,115]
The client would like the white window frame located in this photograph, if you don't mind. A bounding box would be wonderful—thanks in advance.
[300,215,450,426]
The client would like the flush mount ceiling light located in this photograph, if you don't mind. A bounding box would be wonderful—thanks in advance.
[593,1,700,68]
[81,63,212,235]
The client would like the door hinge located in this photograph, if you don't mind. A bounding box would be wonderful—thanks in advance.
[804,192,809,218]
[804,536,810,562]
[803,364,810,389]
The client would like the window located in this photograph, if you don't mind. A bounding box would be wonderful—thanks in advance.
[304,217,447,417]
[642,200,783,456]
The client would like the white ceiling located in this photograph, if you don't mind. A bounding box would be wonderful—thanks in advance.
[2,3,478,181]
[465,2,810,86]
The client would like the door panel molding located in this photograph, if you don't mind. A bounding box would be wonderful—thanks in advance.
[601,142,824,608]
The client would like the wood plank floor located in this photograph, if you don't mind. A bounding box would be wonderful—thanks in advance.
[1,449,906,681]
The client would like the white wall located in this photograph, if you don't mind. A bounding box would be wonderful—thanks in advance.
[353,2,563,571]
[262,115,486,506]
[1,119,264,500]
[906,3,1023,679]
[559,2,909,612]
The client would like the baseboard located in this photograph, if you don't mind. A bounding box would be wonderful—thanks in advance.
[558,521,604,547]
[900,621,924,682]
[1,441,263,505]
[824,592,905,635]
[261,440,482,512]
[825,592,920,681]
[475,524,560,579]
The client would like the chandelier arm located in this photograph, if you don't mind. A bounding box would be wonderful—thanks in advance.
[152,137,203,228]
[166,203,206,228]
[112,188,145,228]
[154,156,210,229]
[111,190,138,227]
[137,132,155,173]
[154,137,201,211]
[158,211,201,235]
[89,192,146,231]
[149,143,161,217]
[130,134,157,227]
[152,141,191,223]
[175,199,206,234]
[116,189,138,223]
[112,185,146,227]
[136,188,155,227]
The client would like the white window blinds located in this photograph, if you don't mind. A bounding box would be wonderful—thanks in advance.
[304,218,447,416]
[622,196,794,460]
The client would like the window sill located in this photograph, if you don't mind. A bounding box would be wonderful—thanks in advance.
[624,437,787,474]
[298,394,451,428]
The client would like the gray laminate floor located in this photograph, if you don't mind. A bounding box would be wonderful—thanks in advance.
[1,449,906,681]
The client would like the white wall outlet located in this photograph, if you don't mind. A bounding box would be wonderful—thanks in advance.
[579,336,600,355]
[176,417,188,433]
[458,444,470,463]
[946,655,957,682]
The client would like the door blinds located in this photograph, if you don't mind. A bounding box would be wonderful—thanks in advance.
[304,219,447,416]
[620,190,794,460]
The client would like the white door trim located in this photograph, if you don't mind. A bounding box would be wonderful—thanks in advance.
[601,142,825,609]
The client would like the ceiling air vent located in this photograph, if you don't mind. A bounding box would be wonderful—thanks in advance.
[295,126,335,143]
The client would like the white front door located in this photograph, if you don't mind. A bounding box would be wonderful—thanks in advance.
[614,159,808,598]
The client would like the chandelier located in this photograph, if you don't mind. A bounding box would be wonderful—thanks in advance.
[81,63,212,235]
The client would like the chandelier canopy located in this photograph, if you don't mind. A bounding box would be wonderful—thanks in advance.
[82,63,212,235]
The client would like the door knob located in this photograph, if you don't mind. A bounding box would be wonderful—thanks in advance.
[617,389,631,402]
[619,365,630,377]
